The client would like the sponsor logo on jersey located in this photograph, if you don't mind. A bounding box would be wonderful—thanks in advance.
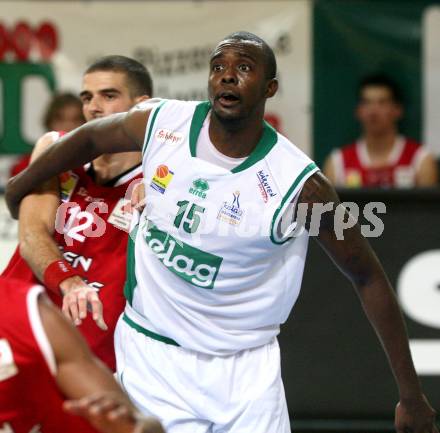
[143,220,222,289]
[189,178,209,199]
[76,187,105,203]
[217,191,244,226]
[108,198,132,232]
[59,171,79,202]
[150,165,174,194]
[0,339,18,382]
[256,170,277,203]
[155,128,184,145]
[346,169,362,187]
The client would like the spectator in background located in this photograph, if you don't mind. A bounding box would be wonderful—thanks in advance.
[323,74,438,188]
[10,92,85,177]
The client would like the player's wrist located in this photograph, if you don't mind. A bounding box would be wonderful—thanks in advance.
[43,259,83,296]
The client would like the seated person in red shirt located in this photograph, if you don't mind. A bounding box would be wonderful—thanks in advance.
[324,74,438,187]
[10,92,85,177]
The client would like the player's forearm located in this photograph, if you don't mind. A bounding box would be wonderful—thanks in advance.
[19,222,63,282]
[18,182,63,282]
[304,174,424,400]
[356,273,423,400]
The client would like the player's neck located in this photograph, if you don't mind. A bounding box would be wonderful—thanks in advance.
[208,112,264,158]
[364,128,398,157]
[92,153,141,185]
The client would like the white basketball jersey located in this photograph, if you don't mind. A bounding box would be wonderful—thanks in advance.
[124,99,319,355]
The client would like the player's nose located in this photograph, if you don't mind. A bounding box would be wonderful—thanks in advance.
[221,66,238,85]
[87,97,103,115]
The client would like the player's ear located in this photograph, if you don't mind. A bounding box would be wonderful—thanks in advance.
[265,78,278,99]
[134,95,150,104]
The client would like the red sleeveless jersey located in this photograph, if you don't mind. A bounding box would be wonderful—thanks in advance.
[331,136,426,187]
[2,164,142,371]
[0,277,97,433]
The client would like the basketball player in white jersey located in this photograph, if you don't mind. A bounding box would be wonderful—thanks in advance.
[6,32,437,433]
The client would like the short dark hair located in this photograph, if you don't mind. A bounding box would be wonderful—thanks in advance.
[43,92,84,130]
[85,55,153,97]
[220,31,277,80]
[358,74,402,104]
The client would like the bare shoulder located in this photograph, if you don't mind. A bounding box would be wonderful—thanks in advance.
[298,171,339,205]
[31,131,61,162]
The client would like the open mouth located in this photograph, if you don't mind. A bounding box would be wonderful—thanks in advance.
[217,92,240,106]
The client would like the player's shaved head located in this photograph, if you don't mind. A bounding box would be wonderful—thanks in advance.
[217,31,277,80]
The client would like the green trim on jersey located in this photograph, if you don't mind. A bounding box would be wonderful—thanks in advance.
[231,122,278,173]
[123,225,139,305]
[123,313,180,346]
[143,100,167,154]
[189,101,210,157]
[189,101,278,173]
[270,162,318,245]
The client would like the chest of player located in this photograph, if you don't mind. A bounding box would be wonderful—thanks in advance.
[57,170,135,244]
[342,139,418,187]
[345,165,416,187]
[142,146,284,267]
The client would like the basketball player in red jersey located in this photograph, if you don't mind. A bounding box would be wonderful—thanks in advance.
[324,74,438,187]
[0,276,164,433]
[2,55,152,371]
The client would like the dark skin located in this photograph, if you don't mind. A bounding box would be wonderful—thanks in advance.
[208,40,278,157]
[5,39,437,433]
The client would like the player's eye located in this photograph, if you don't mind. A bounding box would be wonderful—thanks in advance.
[81,96,91,103]
[104,94,116,100]
[211,64,224,72]
[238,64,251,72]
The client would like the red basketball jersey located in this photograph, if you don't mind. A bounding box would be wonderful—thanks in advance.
[0,277,97,433]
[2,164,142,371]
[331,136,427,187]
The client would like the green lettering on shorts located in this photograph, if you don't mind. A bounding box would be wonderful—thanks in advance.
[143,220,222,289]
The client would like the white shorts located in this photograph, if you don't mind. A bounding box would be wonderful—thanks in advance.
[114,314,290,433]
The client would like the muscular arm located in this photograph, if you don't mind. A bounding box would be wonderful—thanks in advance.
[322,154,337,185]
[19,132,64,282]
[18,133,105,328]
[7,103,152,219]
[39,293,123,398]
[39,294,164,433]
[297,172,436,433]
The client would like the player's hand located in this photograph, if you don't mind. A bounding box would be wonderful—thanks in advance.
[395,394,438,433]
[130,180,146,212]
[64,393,165,433]
[60,276,108,331]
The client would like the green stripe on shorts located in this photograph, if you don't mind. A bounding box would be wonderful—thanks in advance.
[123,313,180,346]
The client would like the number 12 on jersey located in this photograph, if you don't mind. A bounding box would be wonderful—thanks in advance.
[174,200,205,234]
